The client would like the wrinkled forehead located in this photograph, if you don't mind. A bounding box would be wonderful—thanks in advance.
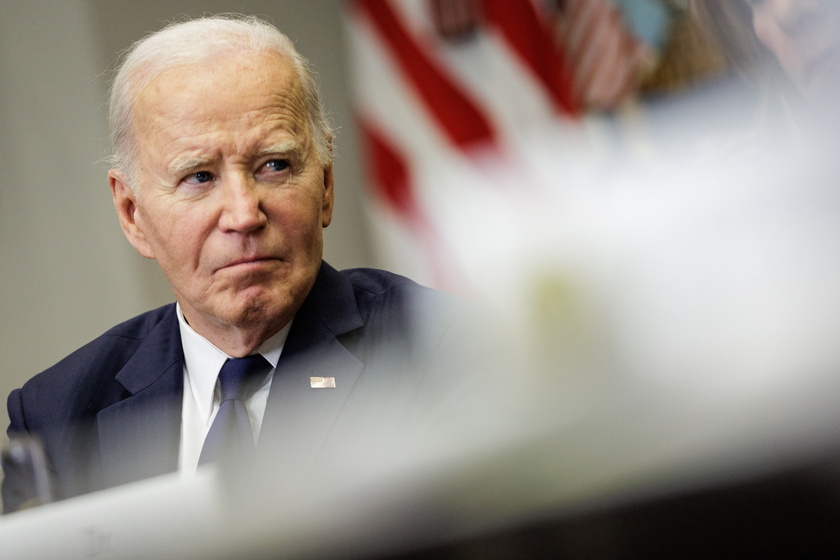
[131,50,308,140]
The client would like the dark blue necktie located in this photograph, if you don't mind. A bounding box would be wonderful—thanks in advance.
[199,355,270,467]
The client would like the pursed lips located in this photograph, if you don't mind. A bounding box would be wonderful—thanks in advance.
[217,256,281,272]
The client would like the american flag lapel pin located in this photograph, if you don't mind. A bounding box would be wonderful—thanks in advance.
[310,375,336,389]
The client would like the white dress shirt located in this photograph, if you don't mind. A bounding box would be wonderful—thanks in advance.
[176,303,291,476]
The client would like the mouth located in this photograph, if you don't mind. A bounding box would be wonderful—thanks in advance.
[218,256,282,272]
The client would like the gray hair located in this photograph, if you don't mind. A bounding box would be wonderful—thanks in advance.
[108,14,333,189]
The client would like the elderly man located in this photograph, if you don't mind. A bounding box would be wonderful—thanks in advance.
[2,15,467,513]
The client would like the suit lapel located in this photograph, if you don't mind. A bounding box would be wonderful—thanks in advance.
[97,306,184,488]
[259,263,364,474]
[96,264,363,485]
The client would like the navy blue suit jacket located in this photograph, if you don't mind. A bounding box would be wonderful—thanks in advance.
[3,263,462,513]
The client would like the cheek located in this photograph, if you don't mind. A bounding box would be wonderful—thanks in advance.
[274,190,325,235]
[287,206,325,249]
[139,207,202,262]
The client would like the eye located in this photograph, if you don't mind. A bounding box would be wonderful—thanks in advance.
[183,170,215,185]
[263,159,289,173]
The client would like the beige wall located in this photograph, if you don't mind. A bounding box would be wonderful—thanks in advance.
[0,1,372,447]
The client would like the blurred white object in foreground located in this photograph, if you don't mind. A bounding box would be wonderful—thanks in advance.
[431,122,840,471]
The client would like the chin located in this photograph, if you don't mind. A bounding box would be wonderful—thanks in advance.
[223,266,318,323]
[227,290,296,327]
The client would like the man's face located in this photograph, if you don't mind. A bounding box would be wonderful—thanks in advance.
[747,0,840,102]
[110,51,333,350]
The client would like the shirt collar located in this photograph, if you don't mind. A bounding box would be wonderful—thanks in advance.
[176,303,292,419]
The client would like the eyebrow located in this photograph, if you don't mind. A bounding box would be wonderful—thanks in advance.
[166,140,304,178]
[167,155,214,178]
[257,139,301,158]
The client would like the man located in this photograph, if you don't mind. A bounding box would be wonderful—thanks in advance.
[2,15,469,513]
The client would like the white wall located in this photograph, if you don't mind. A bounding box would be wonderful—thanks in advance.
[0,1,373,449]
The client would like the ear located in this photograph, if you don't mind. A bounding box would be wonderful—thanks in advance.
[321,160,335,229]
[109,169,155,259]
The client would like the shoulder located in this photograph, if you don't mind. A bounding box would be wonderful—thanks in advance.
[45,303,176,374]
[342,267,446,300]
[12,304,178,417]
[340,267,459,324]
[100,303,177,339]
[332,267,474,364]
[306,262,459,331]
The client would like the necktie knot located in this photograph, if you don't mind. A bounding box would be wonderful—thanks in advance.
[218,354,270,403]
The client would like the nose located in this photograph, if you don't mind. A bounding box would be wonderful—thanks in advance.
[218,173,268,233]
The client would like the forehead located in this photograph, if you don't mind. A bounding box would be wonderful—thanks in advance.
[131,51,308,154]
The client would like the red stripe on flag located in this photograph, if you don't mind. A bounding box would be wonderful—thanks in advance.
[354,0,497,150]
[358,116,463,292]
[480,0,579,116]
[359,118,417,220]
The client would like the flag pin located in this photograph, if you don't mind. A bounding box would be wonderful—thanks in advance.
[310,376,336,389]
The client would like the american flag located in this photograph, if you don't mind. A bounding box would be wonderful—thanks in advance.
[347,0,656,290]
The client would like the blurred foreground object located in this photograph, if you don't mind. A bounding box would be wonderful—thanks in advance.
[1,436,52,510]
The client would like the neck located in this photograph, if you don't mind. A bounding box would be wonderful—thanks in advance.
[180,307,290,358]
